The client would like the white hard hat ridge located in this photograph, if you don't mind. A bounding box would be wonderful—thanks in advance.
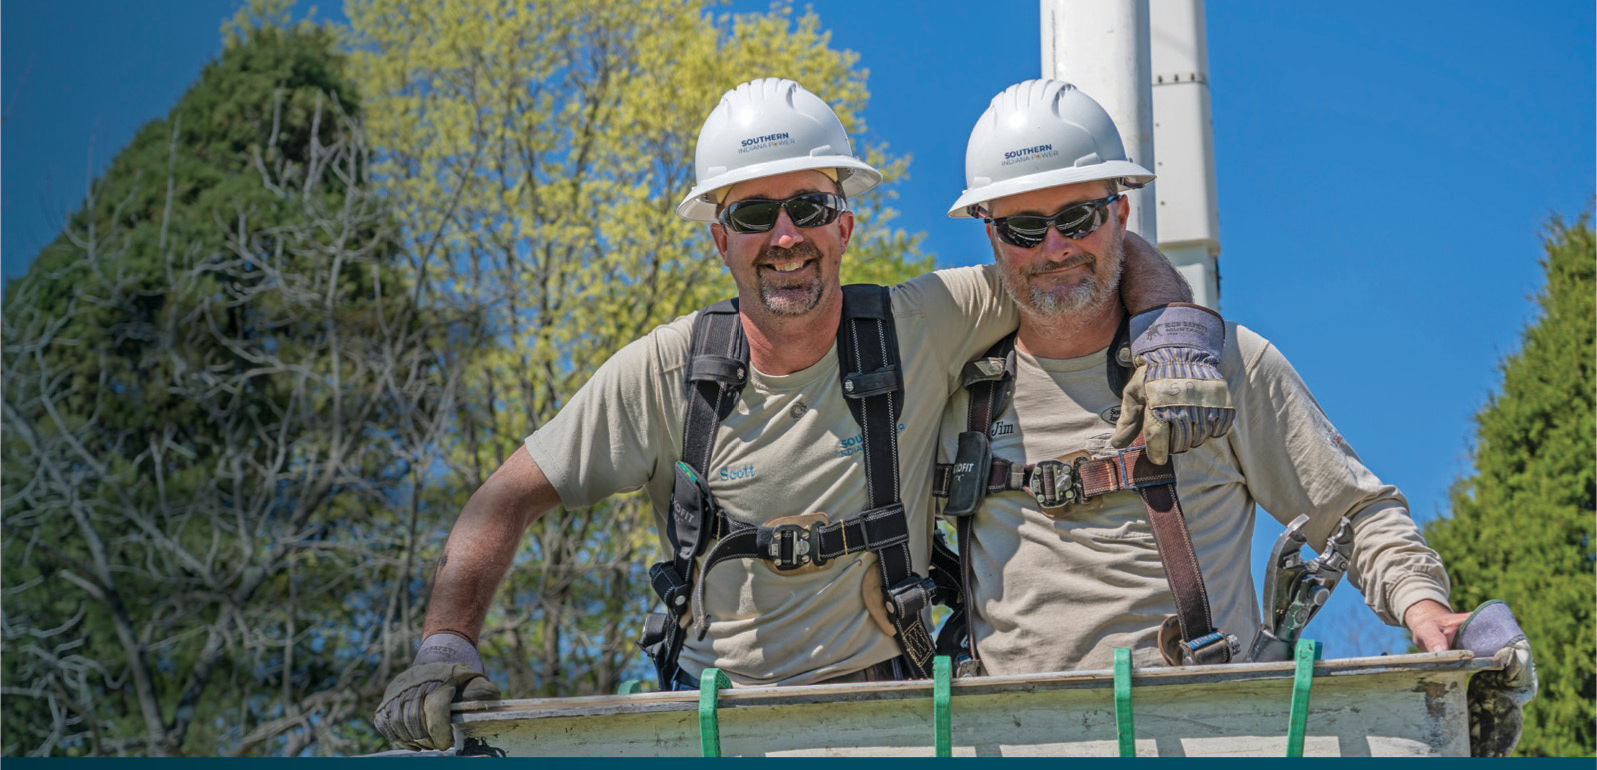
[676,78,882,222]
[947,79,1154,218]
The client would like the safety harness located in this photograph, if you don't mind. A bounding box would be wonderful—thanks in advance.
[930,326,1234,670]
[639,285,939,690]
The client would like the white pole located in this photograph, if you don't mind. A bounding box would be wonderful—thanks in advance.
[1150,0,1221,309]
[1040,0,1157,244]
[1042,0,1222,309]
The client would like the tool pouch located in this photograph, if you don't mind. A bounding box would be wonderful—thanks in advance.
[942,431,991,518]
[639,611,673,674]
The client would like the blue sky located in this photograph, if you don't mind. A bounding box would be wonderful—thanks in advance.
[4,0,1593,656]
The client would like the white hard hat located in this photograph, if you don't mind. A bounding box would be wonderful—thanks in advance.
[676,78,882,222]
[948,79,1154,218]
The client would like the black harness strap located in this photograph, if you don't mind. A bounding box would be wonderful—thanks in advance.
[932,333,1017,667]
[835,284,936,677]
[641,299,747,690]
[642,285,938,685]
[933,323,1232,671]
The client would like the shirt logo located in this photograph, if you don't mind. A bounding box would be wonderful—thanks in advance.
[990,420,1015,438]
[838,423,908,457]
[1100,406,1121,425]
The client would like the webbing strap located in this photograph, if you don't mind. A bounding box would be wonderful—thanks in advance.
[932,334,1017,669]
[837,285,902,511]
[691,504,910,639]
[963,332,1017,442]
[698,667,732,757]
[680,301,747,474]
[1113,648,1135,757]
[1137,460,1227,665]
[933,656,952,757]
[838,284,935,678]
[644,302,747,690]
[651,287,931,685]
[930,443,1178,499]
[1286,638,1321,757]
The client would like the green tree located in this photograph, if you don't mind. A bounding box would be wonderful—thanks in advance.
[2,5,447,756]
[1424,206,1596,756]
[346,0,931,698]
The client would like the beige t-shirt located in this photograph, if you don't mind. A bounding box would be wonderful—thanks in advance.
[526,266,1016,686]
[937,323,1452,674]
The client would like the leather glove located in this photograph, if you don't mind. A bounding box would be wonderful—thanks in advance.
[373,633,502,751]
[1112,303,1235,465]
[1453,601,1538,757]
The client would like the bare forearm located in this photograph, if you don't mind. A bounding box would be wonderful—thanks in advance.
[1119,231,1193,313]
[423,446,561,645]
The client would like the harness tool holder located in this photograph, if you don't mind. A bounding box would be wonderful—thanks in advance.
[932,328,1236,670]
[640,285,938,690]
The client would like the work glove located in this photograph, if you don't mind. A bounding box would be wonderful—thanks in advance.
[1453,601,1538,757]
[1112,303,1235,465]
[373,632,502,751]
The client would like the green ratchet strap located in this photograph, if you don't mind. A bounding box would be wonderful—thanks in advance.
[616,679,643,695]
[698,668,732,757]
[1286,638,1321,757]
[934,655,952,757]
[1113,648,1135,757]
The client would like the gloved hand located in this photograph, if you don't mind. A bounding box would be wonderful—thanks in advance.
[373,632,502,751]
[1112,303,1235,465]
[1453,601,1538,757]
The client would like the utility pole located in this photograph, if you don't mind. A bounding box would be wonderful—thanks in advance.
[1041,0,1221,309]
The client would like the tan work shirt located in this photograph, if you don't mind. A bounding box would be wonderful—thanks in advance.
[527,266,1016,686]
[937,323,1451,674]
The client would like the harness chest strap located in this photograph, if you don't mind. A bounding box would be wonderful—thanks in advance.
[642,285,938,686]
[931,445,1176,504]
[935,329,1232,667]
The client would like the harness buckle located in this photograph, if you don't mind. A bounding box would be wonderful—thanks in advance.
[1181,631,1240,666]
[1030,456,1091,515]
[765,522,820,571]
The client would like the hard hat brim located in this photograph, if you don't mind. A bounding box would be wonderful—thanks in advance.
[677,156,882,222]
[946,161,1154,218]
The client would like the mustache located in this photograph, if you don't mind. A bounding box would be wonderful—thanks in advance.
[1020,253,1095,277]
[756,242,823,265]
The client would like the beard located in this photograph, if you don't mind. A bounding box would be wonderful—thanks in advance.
[756,242,827,316]
[996,236,1125,321]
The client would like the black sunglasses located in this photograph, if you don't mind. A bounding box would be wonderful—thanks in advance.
[985,194,1123,248]
[718,192,847,234]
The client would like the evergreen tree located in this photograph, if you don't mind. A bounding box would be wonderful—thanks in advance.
[2,3,439,756]
[1424,206,1596,756]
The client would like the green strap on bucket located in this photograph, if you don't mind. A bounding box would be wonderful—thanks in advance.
[934,655,952,757]
[1286,638,1321,757]
[1113,648,1135,757]
[698,668,732,757]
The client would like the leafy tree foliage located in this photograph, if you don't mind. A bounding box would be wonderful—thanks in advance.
[346,0,931,699]
[2,6,448,756]
[1424,207,1596,756]
[4,0,929,756]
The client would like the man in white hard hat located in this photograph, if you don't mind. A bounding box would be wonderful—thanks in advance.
[372,78,1216,751]
[933,79,1470,675]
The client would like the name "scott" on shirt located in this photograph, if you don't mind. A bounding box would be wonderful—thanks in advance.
[718,463,757,481]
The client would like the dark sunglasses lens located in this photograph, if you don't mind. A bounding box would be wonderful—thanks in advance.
[725,200,783,233]
[784,195,835,227]
[998,217,1049,248]
[1052,202,1099,237]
